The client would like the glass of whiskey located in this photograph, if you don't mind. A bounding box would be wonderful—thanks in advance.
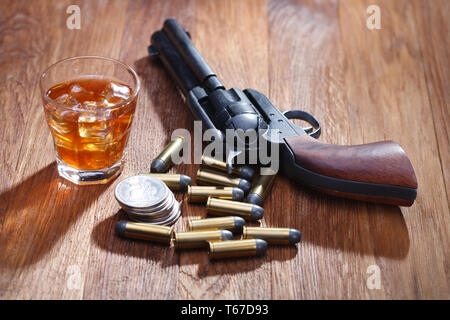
[40,56,140,185]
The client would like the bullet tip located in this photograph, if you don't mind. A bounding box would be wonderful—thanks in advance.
[150,159,167,173]
[179,174,192,191]
[255,239,268,256]
[240,166,255,181]
[250,204,264,221]
[238,179,251,193]
[221,230,234,240]
[232,188,245,201]
[289,229,302,244]
[115,220,127,237]
[233,216,246,233]
[245,193,263,206]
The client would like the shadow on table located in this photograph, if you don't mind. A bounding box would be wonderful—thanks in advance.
[92,211,179,269]
[131,56,408,269]
[0,162,109,269]
[93,211,298,276]
[264,177,411,259]
[134,56,193,135]
[92,57,305,275]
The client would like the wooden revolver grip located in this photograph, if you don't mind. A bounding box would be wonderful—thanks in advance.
[284,135,418,206]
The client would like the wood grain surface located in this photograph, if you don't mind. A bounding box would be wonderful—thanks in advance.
[0,0,448,299]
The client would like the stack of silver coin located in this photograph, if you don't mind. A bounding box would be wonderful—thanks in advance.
[114,175,181,226]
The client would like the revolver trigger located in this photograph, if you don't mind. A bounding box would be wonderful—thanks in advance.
[283,109,321,139]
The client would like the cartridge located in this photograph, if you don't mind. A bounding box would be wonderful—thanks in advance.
[151,136,185,173]
[201,155,254,180]
[246,171,277,205]
[188,216,245,232]
[187,186,244,203]
[115,220,173,245]
[196,168,251,193]
[243,226,301,244]
[208,239,267,259]
[206,197,263,221]
[174,230,233,248]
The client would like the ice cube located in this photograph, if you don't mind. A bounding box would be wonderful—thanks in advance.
[78,112,110,139]
[81,100,107,110]
[101,82,130,101]
[82,142,108,152]
[53,132,73,149]
[68,83,96,101]
[45,108,76,135]
[55,93,79,108]
[69,84,83,93]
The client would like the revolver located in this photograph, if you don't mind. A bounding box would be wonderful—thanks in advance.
[148,18,417,207]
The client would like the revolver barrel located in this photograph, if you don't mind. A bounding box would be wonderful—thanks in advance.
[162,18,224,92]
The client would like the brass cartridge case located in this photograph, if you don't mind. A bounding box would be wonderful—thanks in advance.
[138,173,191,191]
[151,136,185,173]
[188,216,245,232]
[115,221,173,245]
[206,197,264,221]
[243,227,302,245]
[174,230,233,248]
[201,155,254,180]
[246,171,277,206]
[187,186,244,203]
[196,168,251,193]
[208,239,267,259]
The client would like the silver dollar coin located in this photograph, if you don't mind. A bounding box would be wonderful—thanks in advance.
[115,175,168,209]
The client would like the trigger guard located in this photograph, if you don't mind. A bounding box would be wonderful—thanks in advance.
[283,110,321,139]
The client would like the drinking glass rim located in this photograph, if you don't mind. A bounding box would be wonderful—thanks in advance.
[40,55,141,112]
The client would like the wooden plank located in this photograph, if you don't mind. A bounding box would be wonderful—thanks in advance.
[0,0,45,223]
[0,0,130,299]
[409,0,450,295]
[81,0,198,299]
[339,0,449,299]
[174,0,272,300]
[412,0,449,202]
[267,0,449,298]
[0,0,70,298]
[0,0,448,300]
[268,0,378,299]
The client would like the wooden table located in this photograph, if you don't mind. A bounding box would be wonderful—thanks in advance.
[0,0,448,300]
